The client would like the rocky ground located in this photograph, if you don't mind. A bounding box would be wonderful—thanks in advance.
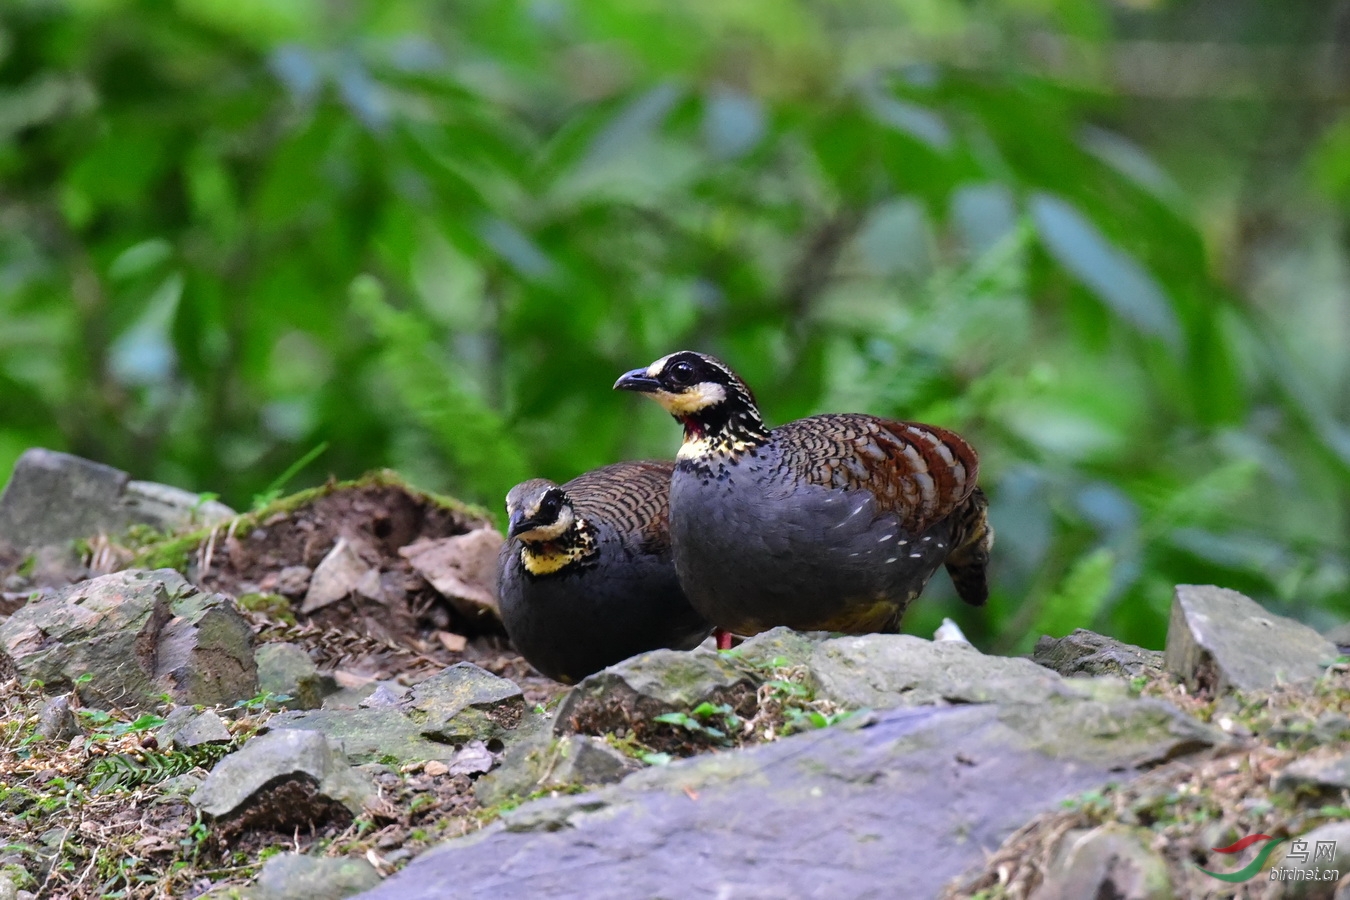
[0,448,1347,900]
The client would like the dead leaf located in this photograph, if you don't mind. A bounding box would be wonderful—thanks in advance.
[436,631,468,653]
[423,760,450,777]
[303,537,373,613]
[400,529,503,622]
[333,669,378,689]
[133,836,178,855]
[354,567,385,603]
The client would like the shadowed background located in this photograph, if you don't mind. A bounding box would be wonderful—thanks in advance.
[1,0,1348,652]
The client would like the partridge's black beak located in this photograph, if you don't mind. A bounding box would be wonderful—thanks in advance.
[614,368,662,393]
[507,511,532,538]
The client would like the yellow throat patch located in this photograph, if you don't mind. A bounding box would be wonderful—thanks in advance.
[519,521,597,576]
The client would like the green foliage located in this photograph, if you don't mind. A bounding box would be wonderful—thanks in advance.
[87,742,235,794]
[1,0,1347,653]
[250,441,330,510]
[1028,548,1116,651]
[653,701,743,744]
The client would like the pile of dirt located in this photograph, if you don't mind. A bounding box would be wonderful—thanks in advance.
[135,474,564,706]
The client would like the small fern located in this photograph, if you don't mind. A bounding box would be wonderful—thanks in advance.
[87,742,236,793]
[350,276,529,505]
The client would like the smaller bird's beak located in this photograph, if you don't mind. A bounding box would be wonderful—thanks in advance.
[614,368,662,393]
[507,512,532,538]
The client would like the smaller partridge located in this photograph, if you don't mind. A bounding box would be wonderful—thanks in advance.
[498,460,712,684]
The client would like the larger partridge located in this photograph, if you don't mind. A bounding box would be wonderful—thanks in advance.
[614,351,992,636]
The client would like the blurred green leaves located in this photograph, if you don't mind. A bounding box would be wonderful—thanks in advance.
[0,0,1346,652]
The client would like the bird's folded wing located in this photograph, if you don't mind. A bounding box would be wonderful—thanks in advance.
[775,414,979,533]
[566,460,675,553]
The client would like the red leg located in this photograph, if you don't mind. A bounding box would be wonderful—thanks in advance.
[714,628,735,651]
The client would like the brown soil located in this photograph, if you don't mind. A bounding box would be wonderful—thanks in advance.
[0,477,575,897]
[200,480,490,640]
[181,478,564,706]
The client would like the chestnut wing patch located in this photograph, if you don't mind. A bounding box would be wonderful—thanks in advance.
[774,414,979,533]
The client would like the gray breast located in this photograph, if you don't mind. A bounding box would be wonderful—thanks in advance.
[498,520,710,684]
[668,447,952,634]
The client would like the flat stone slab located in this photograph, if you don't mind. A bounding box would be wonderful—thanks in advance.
[0,569,257,711]
[554,648,757,751]
[1164,585,1338,693]
[355,699,1219,900]
[252,853,381,900]
[1033,629,1164,680]
[0,448,234,550]
[192,728,374,821]
[266,708,460,766]
[810,634,1074,708]
[406,662,523,744]
[1275,748,1350,793]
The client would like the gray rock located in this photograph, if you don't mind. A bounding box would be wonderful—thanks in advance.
[253,853,381,900]
[554,649,756,751]
[156,588,258,707]
[156,773,205,798]
[1034,629,1165,680]
[1031,824,1173,900]
[25,544,85,588]
[120,479,236,534]
[321,683,382,710]
[34,696,78,743]
[1325,622,1350,654]
[0,569,256,711]
[0,569,174,710]
[0,449,129,550]
[171,710,232,748]
[996,698,1221,768]
[725,626,828,671]
[811,634,1073,709]
[406,662,523,744]
[541,735,639,790]
[359,684,410,709]
[1269,821,1350,900]
[472,713,556,806]
[355,698,1217,900]
[473,731,634,803]
[1164,585,1338,693]
[155,706,197,746]
[1276,749,1350,794]
[266,708,458,766]
[0,449,233,552]
[0,872,15,900]
[191,729,374,825]
[256,643,337,710]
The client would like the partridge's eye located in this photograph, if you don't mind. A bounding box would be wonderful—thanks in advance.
[667,360,696,386]
[538,492,561,519]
